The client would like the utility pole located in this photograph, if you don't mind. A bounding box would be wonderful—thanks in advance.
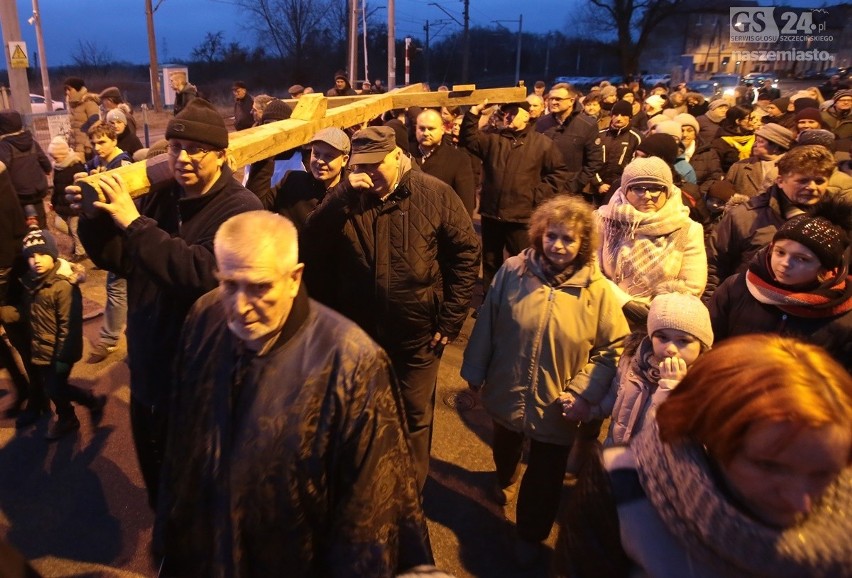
[544,32,552,81]
[462,0,470,83]
[0,0,32,114]
[388,0,396,88]
[429,2,466,83]
[515,15,522,86]
[145,0,163,113]
[493,15,523,86]
[348,0,358,86]
[424,21,430,85]
[31,0,53,111]
[423,19,450,87]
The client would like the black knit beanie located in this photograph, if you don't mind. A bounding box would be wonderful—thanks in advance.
[0,110,23,135]
[165,99,228,150]
[262,99,293,123]
[22,229,59,260]
[773,214,848,269]
[611,100,633,118]
[636,133,678,165]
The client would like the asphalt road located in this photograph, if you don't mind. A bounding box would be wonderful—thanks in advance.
[0,230,565,578]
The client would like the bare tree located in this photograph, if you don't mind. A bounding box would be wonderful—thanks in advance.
[585,0,684,77]
[234,0,331,61]
[71,40,114,68]
[192,31,225,63]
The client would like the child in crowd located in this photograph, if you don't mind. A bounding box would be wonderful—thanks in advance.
[84,122,133,174]
[462,195,628,566]
[593,292,714,446]
[47,136,87,262]
[80,122,132,364]
[13,229,105,439]
[710,201,852,370]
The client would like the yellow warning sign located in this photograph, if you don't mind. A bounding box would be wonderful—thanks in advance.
[9,42,28,69]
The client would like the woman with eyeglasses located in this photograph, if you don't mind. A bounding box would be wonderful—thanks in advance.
[596,156,707,330]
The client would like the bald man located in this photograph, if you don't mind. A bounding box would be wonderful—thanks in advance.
[412,108,476,215]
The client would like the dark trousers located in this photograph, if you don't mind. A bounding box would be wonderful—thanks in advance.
[389,343,443,492]
[33,364,93,419]
[130,399,169,510]
[480,217,529,292]
[19,199,47,229]
[492,422,572,542]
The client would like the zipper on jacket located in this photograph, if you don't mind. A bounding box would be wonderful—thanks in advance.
[522,285,556,431]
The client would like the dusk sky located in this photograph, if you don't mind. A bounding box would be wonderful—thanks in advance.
[8,0,573,67]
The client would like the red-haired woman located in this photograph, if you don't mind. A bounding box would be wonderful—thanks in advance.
[554,334,852,578]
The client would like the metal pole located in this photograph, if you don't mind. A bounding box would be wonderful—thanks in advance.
[514,14,522,86]
[146,0,163,113]
[362,0,369,84]
[424,21,430,86]
[404,37,411,85]
[31,0,53,111]
[0,0,32,114]
[462,0,470,83]
[348,0,358,86]
[388,0,396,89]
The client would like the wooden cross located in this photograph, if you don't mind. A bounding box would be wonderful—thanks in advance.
[78,83,526,208]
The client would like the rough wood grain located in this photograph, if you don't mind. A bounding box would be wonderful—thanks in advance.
[77,84,526,203]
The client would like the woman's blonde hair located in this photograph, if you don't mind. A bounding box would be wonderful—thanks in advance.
[528,195,598,269]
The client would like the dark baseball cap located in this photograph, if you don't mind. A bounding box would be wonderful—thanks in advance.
[350,126,397,164]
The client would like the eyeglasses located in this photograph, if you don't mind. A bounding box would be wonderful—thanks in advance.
[167,143,215,159]
[548,96,573,102]
[627,185,667,199]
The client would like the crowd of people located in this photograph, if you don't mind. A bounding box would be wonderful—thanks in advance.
[0,69,851,576]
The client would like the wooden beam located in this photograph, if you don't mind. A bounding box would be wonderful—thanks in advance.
[77,83,526,207]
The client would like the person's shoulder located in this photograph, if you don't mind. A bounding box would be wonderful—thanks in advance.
[311,300,387,358]
[535,114,556,132]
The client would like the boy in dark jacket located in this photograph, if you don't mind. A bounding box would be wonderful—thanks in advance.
[15,229,105,439]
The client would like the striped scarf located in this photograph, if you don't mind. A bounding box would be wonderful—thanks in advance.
[597,186,694,301]
[745,247,852,318]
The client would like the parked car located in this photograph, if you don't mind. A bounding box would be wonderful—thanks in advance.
[709,74,741,98]
[821,66,849,79]
[795,69,825,80]
[685,80,716,100]
[741,72,778,88]
[643,74,672,87]
[29,94,65,113]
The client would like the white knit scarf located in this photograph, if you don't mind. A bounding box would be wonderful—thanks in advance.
[597,187,694,300]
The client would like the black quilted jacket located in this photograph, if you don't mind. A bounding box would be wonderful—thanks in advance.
[303,169,480,354]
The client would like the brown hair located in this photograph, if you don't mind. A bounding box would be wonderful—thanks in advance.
[528,195,598,269]
[87,120,116,141]
[550,82,578,98]
[656,334,852,465]
[776,144,835,178]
